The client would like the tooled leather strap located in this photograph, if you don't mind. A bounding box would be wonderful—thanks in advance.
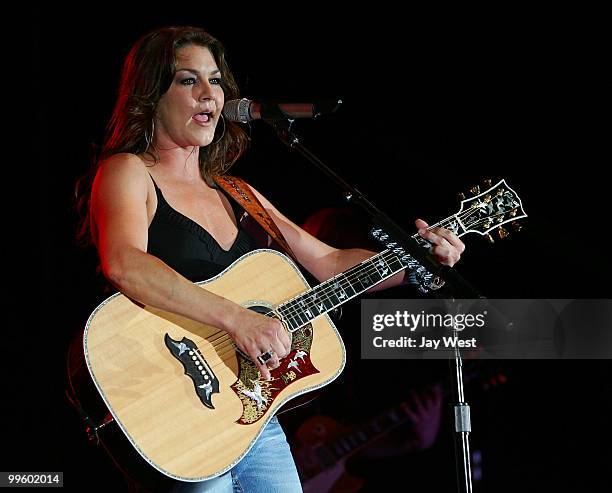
[213,175,298,262]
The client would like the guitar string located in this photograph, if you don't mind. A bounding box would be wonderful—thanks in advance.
[205,244,415,368]
[208,231,502,367]
[191,208,513,369]
[209,205,506,357]
[209,252,401,361]
[206,247,407,368]
[203,208,508,366]
[211,206,485,340]
[181,195,512,355]
[277,201,506,328]
[211,204,500,343]
[215,202,504,344]
[205,217,474,368]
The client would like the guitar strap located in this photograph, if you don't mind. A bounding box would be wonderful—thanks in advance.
[213,175,298,262]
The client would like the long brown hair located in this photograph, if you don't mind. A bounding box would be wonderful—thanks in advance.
[76,26,249,246]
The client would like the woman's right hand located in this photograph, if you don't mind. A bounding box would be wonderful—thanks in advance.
[224,307,292,381]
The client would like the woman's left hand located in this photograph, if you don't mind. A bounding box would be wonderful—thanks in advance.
[415,218,465,267]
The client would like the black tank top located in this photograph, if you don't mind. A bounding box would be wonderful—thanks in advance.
[147,175,261,282]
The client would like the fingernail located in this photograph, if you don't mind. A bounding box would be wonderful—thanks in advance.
[418,229,426,235]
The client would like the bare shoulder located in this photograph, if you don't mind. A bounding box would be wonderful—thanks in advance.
[91,153,153,219]
[90,153,153,246]
[92,153,153,203]
[96,153,150,186]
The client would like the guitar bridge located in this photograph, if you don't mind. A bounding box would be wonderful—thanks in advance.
[164,334,220,409]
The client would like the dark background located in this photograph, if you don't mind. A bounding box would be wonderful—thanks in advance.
[7,5,609,492]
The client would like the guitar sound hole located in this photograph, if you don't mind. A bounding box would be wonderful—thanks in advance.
[248,304,288,331]
[233,305,280,361]
[247,305,273,316]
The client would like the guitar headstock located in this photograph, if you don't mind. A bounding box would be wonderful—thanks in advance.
[455,179,527,241]
[368,177,527,293]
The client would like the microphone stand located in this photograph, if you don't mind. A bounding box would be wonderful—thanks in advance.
[262,113,482,299]
[262,112,478,493]
[450,341,474,493]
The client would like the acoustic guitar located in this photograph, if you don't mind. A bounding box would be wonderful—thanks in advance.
[81,179,525,481]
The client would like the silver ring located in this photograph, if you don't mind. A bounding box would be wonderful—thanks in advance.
[257,349,275,365]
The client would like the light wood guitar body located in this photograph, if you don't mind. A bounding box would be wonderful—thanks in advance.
[84,249,345,481]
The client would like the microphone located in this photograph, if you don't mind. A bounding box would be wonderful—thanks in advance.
[223,98,342,123]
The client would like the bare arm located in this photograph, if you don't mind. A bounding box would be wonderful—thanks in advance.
[248,186,466,292]
[90,154,290,379]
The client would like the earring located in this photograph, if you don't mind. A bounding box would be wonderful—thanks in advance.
[144,118,155,152]
[210,114,226,145]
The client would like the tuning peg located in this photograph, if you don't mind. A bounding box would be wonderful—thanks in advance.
[485,233,495,244]
[457,192,466,201]
[511,221,522,232]
[469,185,480,196]
[497,227,509,239]
[482,178,492,189]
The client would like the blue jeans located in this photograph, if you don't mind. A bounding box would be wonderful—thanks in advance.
[170,416,302,493]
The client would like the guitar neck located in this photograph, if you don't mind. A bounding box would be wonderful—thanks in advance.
[299,399,418,481]
[278,178,527,332]
[300,364,504,478]
[336,401,414,459]
[277,214,464,333]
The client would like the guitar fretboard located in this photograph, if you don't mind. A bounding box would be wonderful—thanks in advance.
[276,214,465,332]
[301,402,414,478]
[277,250,403,332]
